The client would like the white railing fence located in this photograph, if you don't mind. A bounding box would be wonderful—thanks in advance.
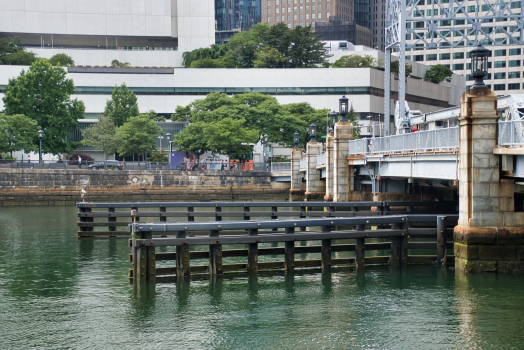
[499,120,524,147]
[300,158,307,169]
[270,162,291,172]
[316,153,326,166]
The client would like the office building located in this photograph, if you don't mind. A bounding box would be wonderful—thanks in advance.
[315,18,372,47]
[216,0,262,31]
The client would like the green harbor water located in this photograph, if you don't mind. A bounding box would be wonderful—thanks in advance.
[1,206,524,350]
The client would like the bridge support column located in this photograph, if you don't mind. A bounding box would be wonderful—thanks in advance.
[305,141,324,200]
[324,133,334,201]
[455,88,524,274]
[290,148,304,200]
[334,121,354,202]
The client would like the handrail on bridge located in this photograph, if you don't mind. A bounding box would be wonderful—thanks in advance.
[498,120,524,147]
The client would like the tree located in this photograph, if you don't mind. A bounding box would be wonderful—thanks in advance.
[0,113,39,157]
[48,53,75,67]
[173,122,210,161]
[189,57,226,68]
[347,104,360,139]
[288,25,331,68]
[2,59,85,155]
[111,59,131,68]
[171,105,192,122]
[0,37,38,66]
[115,115,163,158]
[390,60,413,75]
[141,110,165,122]
[333,54,377,68]
[425,64,453,84]
[204,118,259,157]
[253,46,289,68]
[81,115,118,161]
[104,83,139,127]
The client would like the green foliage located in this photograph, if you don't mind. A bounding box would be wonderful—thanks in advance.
[181,23,330,69]
[347,104,360,139]
[2,59,85,155]
[333,54,382,68]
[81,115,118,161]
[204,118,259,157]
[424,64,453,84]
[390,60,413,75]
[111,59,131,68]
[148,150,168,162]
[141,110,165,122]
[171,105,192,122]
[104,83,139,127]
[173,122,210,160]
[48,53,75,67]
[0,37,38,66]
[0,113,39,156]
[115,115,163,157]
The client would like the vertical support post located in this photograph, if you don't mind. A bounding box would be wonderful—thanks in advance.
[248,229,258,274]
[299,206,306,231]
[135,231,155,282]
[160,206,167,222]
[108,207,116,232]
[437,216,447,266]
[321,226,332,272]
[285,227,295,272]
[188,206,194,222]
[355,224,366,269]
[390,223,401,267]
[271,206,278,220]
[400,222,408,266]
[215,206,222,221]
[132,207,139,222]
[209,230,222,276]
[384,48,391,136]
[244,206,250,220]
[352,206,359,214]
[398,0,407,127]
[176,231,190,279]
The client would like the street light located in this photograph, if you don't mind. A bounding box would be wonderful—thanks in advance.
[158,135,164,153]
[38,129,44,164]
[309,122,317,142]
[330,110,338,130]
[260,134,269,171]
[339,95,349,122]
[470,44,490,89]
[166,133,172,168]
[293,131,299,148]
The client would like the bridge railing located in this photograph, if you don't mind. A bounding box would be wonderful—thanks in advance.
[300,158,306,169]
[316,153,326,166]
[348,127,459,155]
[498,120,524,147]
[270,162,291,172]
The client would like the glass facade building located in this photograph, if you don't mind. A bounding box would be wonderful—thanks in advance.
[216,0,261,31]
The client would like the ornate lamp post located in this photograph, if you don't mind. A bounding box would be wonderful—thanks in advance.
[293,131,299,148]
[261,134,269,171]
[339,95,349,122]
[330,110,338,130]
[38,129,44,164]
[309,122,317,142]
[158,135,164,153]
[166,133,171,167]
[470,44,490,89]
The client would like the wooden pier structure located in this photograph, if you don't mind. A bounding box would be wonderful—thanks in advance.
[129,214,457,282]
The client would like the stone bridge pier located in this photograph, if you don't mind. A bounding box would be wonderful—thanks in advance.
[454,88,524,274]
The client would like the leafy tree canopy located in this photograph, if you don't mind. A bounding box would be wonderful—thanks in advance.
[332,54,383,68]
[390,60,413,75]
[48,53,75,67]
[424,64,453,84]
[182,23,331,69]
[2,59,85,155]
[0,113,39,157]
[104,83,139,127]
[0,37,38,66]
[111,59,131,68]
[115,114,163,157]
[81,114,119,161]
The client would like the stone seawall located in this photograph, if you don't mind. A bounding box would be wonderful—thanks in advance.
[0,169,289,206]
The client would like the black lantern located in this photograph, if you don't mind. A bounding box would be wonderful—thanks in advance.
[38,129,44,140]
[293,131,299,148]
[339,95,349,122]
[309,122,317,142]
[264,134,268,143]
[470,44,490,89]
[165,133,171,142]
[38,129,44,164]
[330,110,338,129]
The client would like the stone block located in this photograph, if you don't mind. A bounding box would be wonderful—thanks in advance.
[472,139,497,154]
[464,260,498,273]
[472,123,497,139]
[500,197,514,212]
[517,246,524,261]
[503,212,524,228]
[478,245,516,261]
[454,243,478,260]
[471,183,490,197]
[497,261,524,274]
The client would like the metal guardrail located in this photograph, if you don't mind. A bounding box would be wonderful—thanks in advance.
[316,153,326,166]
[270,162,291,172]
[348,127,459,155]
[499,120,524,147]
[300,158,306,169]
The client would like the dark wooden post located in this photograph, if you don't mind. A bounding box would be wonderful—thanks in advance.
[188,206,194,221]
[135,232,155,283]
[160,206,167,222]
[321,225,332,272]
[108,207,116,232]
[176,230,190,279]
[209,230,222,276]
[299,206,306,231]
[355,224,365,269]
[400,222,408,266]
[377,204,384,216]
[437,216,447,266]
[215,206,222,221]
[132,207,139,222]
[248,229,258,274]
[352,206,359,214]
[78,206,94,234]
[285,227,295,272]
[244,206,250,220]
[271,206,278,220]
[390,223,401,267]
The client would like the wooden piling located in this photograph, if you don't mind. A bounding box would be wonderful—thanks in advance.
[247,229,258,274]
[390,223,401,266]
[284,227,295,272]
[355,224,365,270]
[108,207,116,232]
[188,206,194,221]
[215,206,222,221]
[209,230,222,276]
[160,206,167,222]
[437,216,447,266]
[176,230,190,279]
[321,225,332,272]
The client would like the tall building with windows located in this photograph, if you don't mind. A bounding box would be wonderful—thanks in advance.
[369,0,385,50]
[402,0,523,94]
[216,0,262,31]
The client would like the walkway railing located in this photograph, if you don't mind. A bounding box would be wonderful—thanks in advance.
[129,214,458,281]
[317,153,326,166]
[300,158,307,169]
[498,120,524,147]
[270,162,291,172]
[348,127,459,155]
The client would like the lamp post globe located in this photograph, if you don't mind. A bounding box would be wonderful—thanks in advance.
[339,95,349,122]
[470,44,490,89]
[330,110,338,129]
[293,131,299,148]
[309,122,317,142]
[38,129,44,164]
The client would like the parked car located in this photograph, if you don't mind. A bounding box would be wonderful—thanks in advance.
[88,160,123,170]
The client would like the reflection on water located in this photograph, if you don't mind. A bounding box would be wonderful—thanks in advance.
[1,206,524,349]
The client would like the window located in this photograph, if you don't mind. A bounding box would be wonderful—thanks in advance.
[494,84,506,91]
[509,60,521,67]
[318,12,321,18]
[318,5,321,10]
[300,14,303,19]
[406,34,411,40]
[439,53,450,60]
[268,16,271,21]
[453,63,464,70]
[276,16,279,21]
[426,54,437,61]
[300,6,303,10]
[282,7,286,12]
[294,6,297,11]
[511,1,521,8]
[455,19,465,25]
[509,48,521,55]
[306,21,309,25]
[494,72,506,79]
[427,9,438,15]
[327,12,329,16]
[306,5,309,10]
[441,20,451,26]
[267,8,271,13]
[282,15,285,20]
[288,15,291,20]
[294,14,297,19]
[276,0,279,4]
[268,0,271,5]
[276,8,279,13]
[312,13,315,18]
[414,22,424,28]
[288,7,291,12]
[306,13,309,19]
[494,61,506,68]
[495,49,507,56]
[508,72,520,79]
[467,5,476,12]
[453,52,464,59]
[326,4,330,9]
[508,83,520,90]
[413,55,423,61]
[288,23,291,28]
